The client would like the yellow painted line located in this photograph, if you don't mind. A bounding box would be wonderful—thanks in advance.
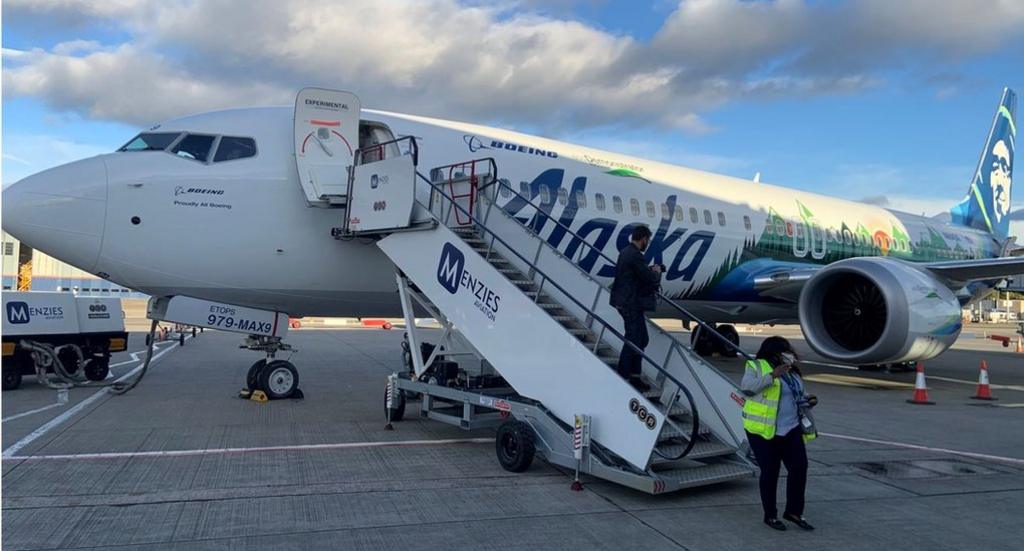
[803,374,914,390]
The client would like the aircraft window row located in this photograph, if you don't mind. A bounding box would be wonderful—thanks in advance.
[767,219,918,252]
[508,183,736,228]
[117,132,257,163]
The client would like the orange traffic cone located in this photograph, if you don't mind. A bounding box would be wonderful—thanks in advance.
[906,362,935,405]
[972,360,997,401]
[1016,336,1023,354]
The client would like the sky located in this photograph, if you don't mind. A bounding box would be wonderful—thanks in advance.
[2,0,1022,239]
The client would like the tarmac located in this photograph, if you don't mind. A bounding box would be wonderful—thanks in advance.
[2,326,1023,550]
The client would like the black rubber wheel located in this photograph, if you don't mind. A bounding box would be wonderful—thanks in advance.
[259,360,299,399]
[715,324,740,358]
[246,359,267,391]
[691,326,716,357]
[2,368,22,391]
[83,358,110,381]
[495,420,536,473]
[384,384,407,422]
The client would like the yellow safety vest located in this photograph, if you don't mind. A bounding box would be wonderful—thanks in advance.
[742,359,816,443]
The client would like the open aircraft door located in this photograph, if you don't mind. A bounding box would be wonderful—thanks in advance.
[294,88,361,205]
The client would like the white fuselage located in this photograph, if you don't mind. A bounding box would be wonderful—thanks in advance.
[2,106,998,322]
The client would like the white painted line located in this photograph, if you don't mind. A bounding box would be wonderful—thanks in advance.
[109,341,176,367]
[927,375,1024,392]
[2,402,66,423]
[821,432,1024,466]
[1,336,188,459]
[2,437,494,462]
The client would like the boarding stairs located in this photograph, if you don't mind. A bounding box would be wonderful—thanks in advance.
[337,137,755,493]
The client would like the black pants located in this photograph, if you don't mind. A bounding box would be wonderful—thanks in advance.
[747,428,808,519]
[616,307,648,379]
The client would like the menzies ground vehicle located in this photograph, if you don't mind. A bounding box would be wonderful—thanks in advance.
[2,292,128,390]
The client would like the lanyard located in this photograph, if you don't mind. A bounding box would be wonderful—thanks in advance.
[780,372,803,399]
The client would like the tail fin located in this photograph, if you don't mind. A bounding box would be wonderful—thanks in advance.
[951,87,1016,241]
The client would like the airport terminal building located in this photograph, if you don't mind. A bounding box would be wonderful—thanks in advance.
[1,230,144,297]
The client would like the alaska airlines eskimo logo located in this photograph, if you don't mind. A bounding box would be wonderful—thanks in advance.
[990,139,1012,223]
[437,242,501,321]
[174,186,225,197]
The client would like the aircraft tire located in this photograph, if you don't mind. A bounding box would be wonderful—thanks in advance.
[716,325,740,358]
[259,360,299,400]
[495,420,536,473]
[83,358,110,381]
[246,359,267,391]
[691,326,716,357]
[2,367,22,391]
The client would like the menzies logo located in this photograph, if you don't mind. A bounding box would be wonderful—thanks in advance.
[437,243,465,294]
[436,242,502,321]
[6,301,30,324]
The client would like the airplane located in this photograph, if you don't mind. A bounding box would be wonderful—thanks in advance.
[3,86,1022,380]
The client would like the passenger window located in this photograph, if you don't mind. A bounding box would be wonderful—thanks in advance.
[558,188,568,206]
[172,134,215,162]
[690,207,699,224]
[595,193,606,211]
[675,205,684,222]
[661,203,671,221]
[717,212,726,226]
[500,186,512,198]
[645,201,656,218]
[575,190,587,208]
[743,215,752,231]
[213,136,257,162]
[613,196,623,213]
[630,199,640,216]
[703,209,712,225]
[775,220,785,235]
[539,185,551,203]
[520,182,530,196]
[119,132,181,152]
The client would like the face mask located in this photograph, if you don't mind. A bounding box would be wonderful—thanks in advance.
[780,352,796,366]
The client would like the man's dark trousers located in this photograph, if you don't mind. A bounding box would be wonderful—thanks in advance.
[617,307,649,380]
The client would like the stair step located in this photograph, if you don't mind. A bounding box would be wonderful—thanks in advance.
[649,461,755,489]
[566,328,591,336]
[653,439,736,462]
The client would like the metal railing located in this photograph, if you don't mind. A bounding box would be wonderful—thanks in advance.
[416,168,701,461]
[476,178,755,362]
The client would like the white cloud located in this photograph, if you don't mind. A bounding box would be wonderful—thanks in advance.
[4,0,1020,133]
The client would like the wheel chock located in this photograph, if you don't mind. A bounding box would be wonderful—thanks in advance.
[238,388,252,399]
[249,390,269,403]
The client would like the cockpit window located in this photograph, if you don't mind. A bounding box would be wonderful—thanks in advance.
[118,132,182,152]
[172,134,216,162]
[213,136,257,162]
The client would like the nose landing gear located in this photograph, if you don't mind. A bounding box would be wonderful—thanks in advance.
[241,335,302,400]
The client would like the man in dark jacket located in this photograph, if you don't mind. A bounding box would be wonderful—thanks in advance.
[610,225,662,391]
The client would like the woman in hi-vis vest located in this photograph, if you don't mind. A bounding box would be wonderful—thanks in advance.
[741,336,818,531]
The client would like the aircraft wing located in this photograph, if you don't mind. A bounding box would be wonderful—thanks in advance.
[749,256,1024,303]
[922,256,1024,284]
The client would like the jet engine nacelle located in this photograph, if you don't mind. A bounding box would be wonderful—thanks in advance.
[798,257,962,365]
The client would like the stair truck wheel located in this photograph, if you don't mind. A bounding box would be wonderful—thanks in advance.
[56,346,82,375]
[495,420,536,473]
[246,359,267,391]
[259,360,299,399]
[83,358,110,381]
[2,366,22,390]
[384,384,406,422]
[715,324,740,358]
[690,326,716,357]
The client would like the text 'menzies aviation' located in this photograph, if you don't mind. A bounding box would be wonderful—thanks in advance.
[3,87,1021,367]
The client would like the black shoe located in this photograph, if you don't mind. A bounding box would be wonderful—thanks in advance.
[783,513,814,531]
[764,518,786,531]
[629,378,651,392]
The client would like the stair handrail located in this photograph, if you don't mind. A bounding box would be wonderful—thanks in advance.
[415,170,701,462]
[475,179,756,362]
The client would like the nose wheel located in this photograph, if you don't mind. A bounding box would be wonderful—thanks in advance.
[246,359,300,399]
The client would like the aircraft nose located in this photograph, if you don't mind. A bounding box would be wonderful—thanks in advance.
[2,157,108,273]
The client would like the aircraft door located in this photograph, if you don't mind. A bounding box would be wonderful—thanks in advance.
[294,88,361,204]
